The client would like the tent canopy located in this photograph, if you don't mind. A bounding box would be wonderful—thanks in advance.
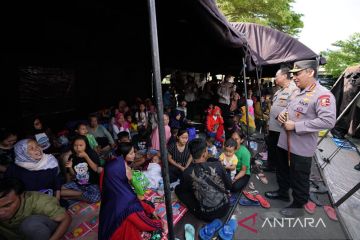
[231,22,319,76]
[1,0,250,126]
[2,0,249,72]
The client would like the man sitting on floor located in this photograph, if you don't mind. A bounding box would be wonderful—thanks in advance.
[175,138,232,221]
[0,178,71,240]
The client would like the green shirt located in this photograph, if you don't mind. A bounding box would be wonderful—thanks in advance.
[0,191,66,240]
[86,133,98,149]
[235,145,251,175]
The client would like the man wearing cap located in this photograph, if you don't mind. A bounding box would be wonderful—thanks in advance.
[262,67,298,173]
[268,60,336,217]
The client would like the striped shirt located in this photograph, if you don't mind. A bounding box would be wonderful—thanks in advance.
[167,142,191,167]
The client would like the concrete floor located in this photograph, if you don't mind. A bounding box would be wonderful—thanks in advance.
[315,135,360,240]
[173,137,352,240]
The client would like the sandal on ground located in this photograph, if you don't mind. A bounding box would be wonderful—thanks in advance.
[199,219,223,240]
[256,172,268,184]
[304,201,316,214]
[218,217,238,240]
[254,159,263,166]
[242,190,259,202]
[239,197,260,206]
[324,205,338,221]
[185,224,195,240]
[254,193,271,208]
[248,182,255,190]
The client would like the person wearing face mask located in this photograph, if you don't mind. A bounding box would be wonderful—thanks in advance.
[4,139,61,200]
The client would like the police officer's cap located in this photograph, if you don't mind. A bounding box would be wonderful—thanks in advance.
[289,60,318,73]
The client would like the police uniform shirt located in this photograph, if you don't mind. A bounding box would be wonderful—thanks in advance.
[269,81,298,132]
[277,81,336,157]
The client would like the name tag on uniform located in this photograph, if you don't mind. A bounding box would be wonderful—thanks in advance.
[298,100,309,106]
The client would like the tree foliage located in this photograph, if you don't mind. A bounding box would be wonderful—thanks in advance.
[321,33,360,78]
[217,0,303,36]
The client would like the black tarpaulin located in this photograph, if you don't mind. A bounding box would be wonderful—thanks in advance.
[231,22,318,75]
[1,0,250,126]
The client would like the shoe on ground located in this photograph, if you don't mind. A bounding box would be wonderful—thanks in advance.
[265,190,290,202]
[280,203,305,217]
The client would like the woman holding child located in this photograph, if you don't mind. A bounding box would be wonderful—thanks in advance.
[231,130,251,192]
[99,142,162,240]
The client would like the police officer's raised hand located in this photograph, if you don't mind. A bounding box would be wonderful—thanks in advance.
[284,120,295,131]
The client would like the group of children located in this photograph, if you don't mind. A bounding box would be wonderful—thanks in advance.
[0,95,254,239]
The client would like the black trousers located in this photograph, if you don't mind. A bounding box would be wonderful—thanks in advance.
[175,184,229,222]
[276,147,312,206]
[231,174,250,192]
[169,165,183,183]
[266,130,280,168]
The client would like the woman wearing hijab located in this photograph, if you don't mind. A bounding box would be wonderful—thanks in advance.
[5,139,61,200]
[99,142,162,240]
[169,110,184,129]
[111,112,130,140]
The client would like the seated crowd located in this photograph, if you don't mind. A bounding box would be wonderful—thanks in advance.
[0,93,257,240]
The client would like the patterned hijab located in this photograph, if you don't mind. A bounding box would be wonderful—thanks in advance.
[14,139,58,171]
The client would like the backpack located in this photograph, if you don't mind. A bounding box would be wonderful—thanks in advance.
[191,164,229,209]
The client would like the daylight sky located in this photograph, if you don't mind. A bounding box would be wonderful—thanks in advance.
[291,0,360,54]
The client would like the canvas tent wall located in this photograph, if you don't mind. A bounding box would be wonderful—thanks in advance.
[231,22,319,76]
[0,0,249,127]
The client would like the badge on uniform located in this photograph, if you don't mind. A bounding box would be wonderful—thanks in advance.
[319,95,331,107]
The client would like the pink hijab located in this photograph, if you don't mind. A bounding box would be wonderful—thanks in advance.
[115,112,130,130]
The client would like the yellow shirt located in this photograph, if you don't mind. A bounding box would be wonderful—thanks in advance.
[219,153,238,167]
[240,106,256,129]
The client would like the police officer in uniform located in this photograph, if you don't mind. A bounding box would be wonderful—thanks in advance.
[265,60,336,217]
[263,68,298,172]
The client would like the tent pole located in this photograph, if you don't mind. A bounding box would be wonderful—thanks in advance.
[317,90,360,145]
[330,71,345,91]
[147,0,174,239]
[255,67,264,134]
[242,58,250,148]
